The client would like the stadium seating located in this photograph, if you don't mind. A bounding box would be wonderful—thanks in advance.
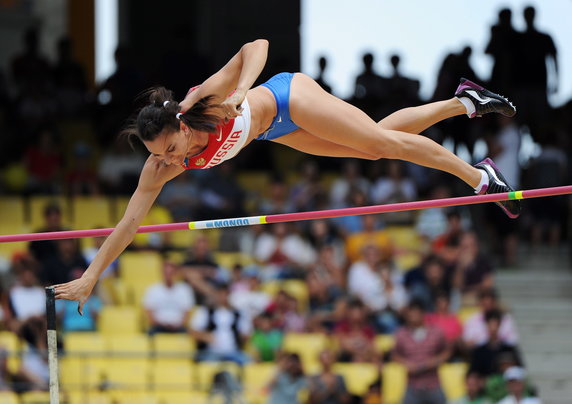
[332,362,380,396]
[382,362,407,404]
[152,333,195,359]
[242,362,276,395]
[0,197,25,228]
[194,361,241,391]
[71,196,113,229]
[0,330,21,373]
[439,362,468,400]
[151,360,194,391]
[98,306,142,334]
[0,391,18,404]
[282,333,330,370]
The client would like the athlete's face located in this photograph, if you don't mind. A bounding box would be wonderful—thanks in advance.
[144,125,191,166]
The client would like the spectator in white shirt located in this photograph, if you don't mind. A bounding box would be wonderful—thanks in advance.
[8,265,45,330]
[463,288,519,348]
[143,261,195,335]
[497,367,542,404]
[191,282,252,365]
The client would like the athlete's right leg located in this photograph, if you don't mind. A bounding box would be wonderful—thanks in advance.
[377,99,465,134]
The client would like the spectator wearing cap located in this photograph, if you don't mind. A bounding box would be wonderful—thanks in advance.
[190,282,251,365]
[463,288,519,349]
[393,301,451,404]
[485,352,536,403]
[497,367,542,404]
[143,261,195,335]
[469,309,522,378]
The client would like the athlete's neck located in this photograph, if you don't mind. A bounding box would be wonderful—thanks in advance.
[187,131,209,157]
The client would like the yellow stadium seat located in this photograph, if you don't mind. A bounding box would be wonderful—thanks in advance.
[67,391,112,404]
[374,334,395,355]
[72,196,113,229]
[236,171,271,196]
[333,363,380,396]
[261,280,309,311]
[0,391,18,404]
[113,197,131,222]
[0,197,25,227]
[282,333,330,369]
[439,362,468,401]
[29,195,71,229]
[213,252,254,270]
[107,334,150,357]
[103,360,151,390]
[382,362,407,404]
[0,223,29,261]
[98,306,142,334]
[21,391,61,404]
[107,390,157,404]
[65,332,108,353]
[242,362,276,395]
[0,331,20,373]
[155,391,208,404]
[152,360,194,391]
[60,356,106,391]
[133,205,174,247]
[458,306,480,324]
[153,333,195,358]
[194,361,241,391]
[119,251,163,283]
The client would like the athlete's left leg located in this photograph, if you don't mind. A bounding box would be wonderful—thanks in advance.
[288,73,482,188]
[377,100,464,134]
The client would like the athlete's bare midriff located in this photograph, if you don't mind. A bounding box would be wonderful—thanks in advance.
[245,85,278,141]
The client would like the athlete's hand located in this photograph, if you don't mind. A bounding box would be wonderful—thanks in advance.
[221,90,246,119]
[53,276,97,316]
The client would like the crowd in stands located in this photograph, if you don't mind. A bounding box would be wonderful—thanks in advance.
[0,4,565,404]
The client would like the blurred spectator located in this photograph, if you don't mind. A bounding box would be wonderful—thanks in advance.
[254,223,316,280]
[415,185,452,242]
[56,268,102,332]
[267,291,306,333]
[333,299,378,363]
[307,349,351,404]
[249,312,283,362]
[484,351,535,403]
[190,283,251,365]
[513,6,558,142]
[353,52,386,120]
[449,371,491,404]
[333,188,370,236]
[0,347,10,391]
[197,162,246,220]
[40,239,88,285]
[463,289,519,348]
[143,261,195,335]
[65,142,99,196]
[431,210,466,254]
[28,203,65,255]
[453,232,494,300]
[329,160,370,209]
[24,129,62,194]
[497,367,542,404]
[393,301,450,404]
[307,245,346,328]
[6,264,45,331]
[526,132,568,249]
[52,36,88,117]
[370,160,417,225]
[468,309,523,377]
[345,214,392,263]
[158,173,200,221]
[182,234,223,305]
[306,220,346,268]
[405,255,456,313]
[375,264,409,333]
[267,352,307,404]
[259,175,293,215]
[314,56,333,94]
[98,140,146,195]
[10,27,52,96]
[424,290,462,346]
[289,160,327,212]
[229,267,271,321]
[385,53,421,113]
[485,8,519,97]
[13,317,48,393]
[83,234,118,279]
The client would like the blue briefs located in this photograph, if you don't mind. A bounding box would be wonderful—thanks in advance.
[256,72,300,141]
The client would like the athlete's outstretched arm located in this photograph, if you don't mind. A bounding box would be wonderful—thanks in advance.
[180,39,269,115]
[53,158,182,313]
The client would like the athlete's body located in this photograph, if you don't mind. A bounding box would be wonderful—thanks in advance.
[54,39,519,310]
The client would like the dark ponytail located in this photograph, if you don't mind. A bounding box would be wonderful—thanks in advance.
[121,86,222,145]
